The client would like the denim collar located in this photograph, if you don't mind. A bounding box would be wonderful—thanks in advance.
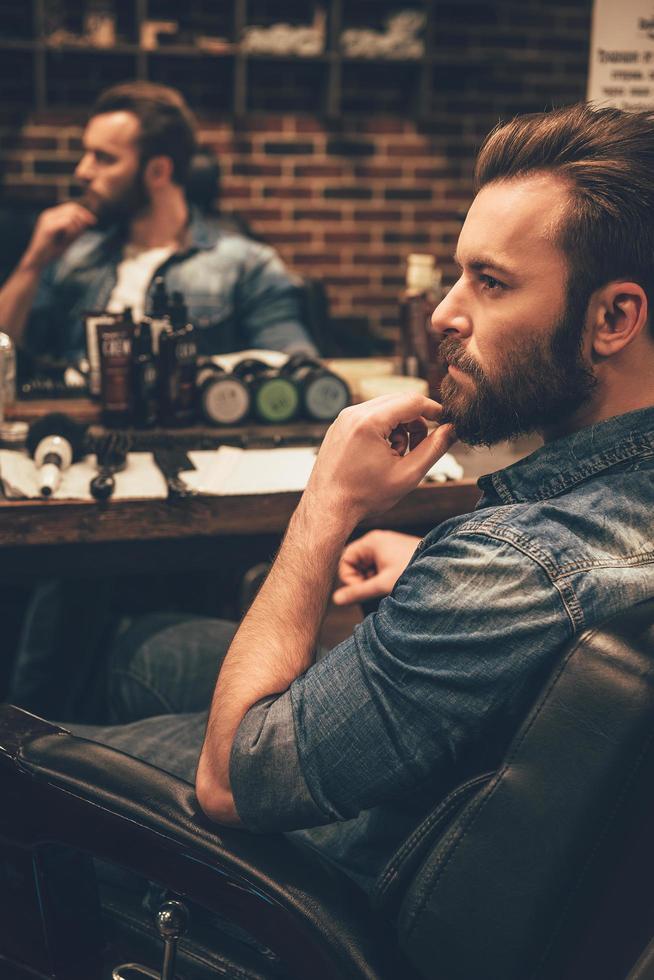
[84,205,219,263]
[478,406,654,506]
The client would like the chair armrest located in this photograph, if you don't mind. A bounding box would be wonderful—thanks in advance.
[0,704,411,980]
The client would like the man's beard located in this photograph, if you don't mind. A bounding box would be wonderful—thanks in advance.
[437,295,597,446]
[83,167,150,230]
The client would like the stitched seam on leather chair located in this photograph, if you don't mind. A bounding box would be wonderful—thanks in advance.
[375,774,492,895]
[529,722,654,980]
[403,629,597,938]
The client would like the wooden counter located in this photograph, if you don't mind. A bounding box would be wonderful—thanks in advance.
[1,399,539,579]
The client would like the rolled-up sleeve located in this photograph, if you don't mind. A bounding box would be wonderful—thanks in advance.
[230,527,573,832]
[230,693,327,831]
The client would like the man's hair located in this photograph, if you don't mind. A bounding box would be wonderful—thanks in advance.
[475,103,654,329]
[90,81,198,186]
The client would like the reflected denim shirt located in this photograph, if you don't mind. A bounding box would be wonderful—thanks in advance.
[230,407,654,892]
[25,209,317,361]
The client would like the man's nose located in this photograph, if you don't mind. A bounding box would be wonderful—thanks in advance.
[74,153,94,183]
[430,278,471,338]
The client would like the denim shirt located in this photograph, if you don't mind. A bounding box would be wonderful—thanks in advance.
[25,209,317,361]
[230,406,654,893]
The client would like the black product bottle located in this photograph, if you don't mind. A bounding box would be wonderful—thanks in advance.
[158,292,198,427]
[168,290,187,331]
[97,306,134,427]
[232,358,300,425]
[147,275,170,355]
[280,354,350,421]
[196,362,251,426]
[131,320,158,428]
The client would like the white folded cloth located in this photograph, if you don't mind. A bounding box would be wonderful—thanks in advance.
[0,451,167,501]
[0,446,464,500]
[183,447,317,495]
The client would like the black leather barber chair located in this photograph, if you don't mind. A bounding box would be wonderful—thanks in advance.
[1,598,654,980]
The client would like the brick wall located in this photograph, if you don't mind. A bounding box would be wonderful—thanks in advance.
[0,0,593,353]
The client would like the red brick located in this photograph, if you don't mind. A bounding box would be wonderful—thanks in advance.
[220,184,253,199]
[294,164,344,179]
[29,110,85,125]
[323,275,371,287]
[234,207,284,222]
[353,209,402,222]
[351,295,399,307]
[232,162,283,177]
[386,144,433,158]
[263,185,313,199]
[353,165,403,179]
[294,117,327,134]
[265,231,313,244]
[204,139,253,156]
[293,208,342,221]
[353,253,401,266]
[350,117,409,135]
[413,166,461,180]
[237,114,286,133]
[292,252,341,265]
[324,231,372,244]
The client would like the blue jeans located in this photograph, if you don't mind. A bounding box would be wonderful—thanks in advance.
[69,613,238,783]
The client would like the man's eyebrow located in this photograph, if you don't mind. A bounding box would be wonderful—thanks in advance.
[453,253,516,278]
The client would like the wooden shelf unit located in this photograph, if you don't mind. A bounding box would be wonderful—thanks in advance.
[0,0,436,118]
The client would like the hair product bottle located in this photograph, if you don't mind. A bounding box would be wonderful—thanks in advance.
[131,320,158,428]
[97,307,134,426]
[399,253,444,398]
[85,311,119,397]
[158,292,198,426]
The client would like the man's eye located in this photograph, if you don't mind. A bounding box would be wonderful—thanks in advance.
[479,274,503,291]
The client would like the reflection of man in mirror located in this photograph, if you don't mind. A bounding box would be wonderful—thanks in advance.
[0,81,316,364]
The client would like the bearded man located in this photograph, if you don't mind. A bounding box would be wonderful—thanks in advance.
[20,102,654,895]
[0,81,316,361]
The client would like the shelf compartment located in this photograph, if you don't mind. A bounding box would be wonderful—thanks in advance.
[246,56,326,114]
[44,50,135,107]
[0,50,36,106]
[148,53,233,115]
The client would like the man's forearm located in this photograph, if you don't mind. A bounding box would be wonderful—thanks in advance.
[196,493,353,823]
[0,261,42,346]
[196,393,456,824]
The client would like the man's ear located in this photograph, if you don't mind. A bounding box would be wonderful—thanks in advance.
[143,155,173,188]
[588,281,649,357]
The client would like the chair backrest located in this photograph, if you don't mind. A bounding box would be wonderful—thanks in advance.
[385,597,654,980]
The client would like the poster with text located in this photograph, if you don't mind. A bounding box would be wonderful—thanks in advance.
[587,0,654,110]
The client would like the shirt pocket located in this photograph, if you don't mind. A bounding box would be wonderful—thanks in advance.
[188,294,234,331]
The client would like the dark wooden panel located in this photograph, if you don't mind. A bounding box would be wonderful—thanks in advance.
[0,482,481,578]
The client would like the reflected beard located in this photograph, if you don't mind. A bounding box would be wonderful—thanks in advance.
[438,304,597,446]
[91,168,150,230]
